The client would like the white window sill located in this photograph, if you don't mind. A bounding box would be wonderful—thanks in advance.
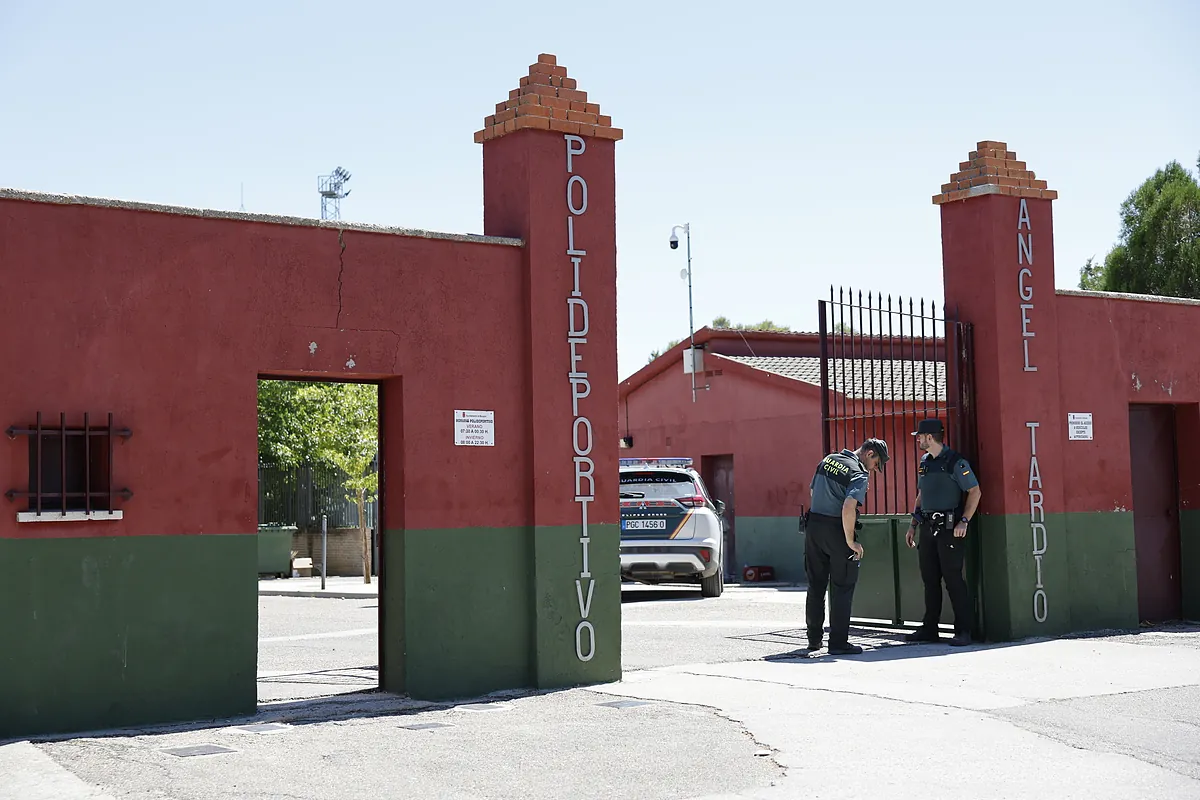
[17,510,124,523]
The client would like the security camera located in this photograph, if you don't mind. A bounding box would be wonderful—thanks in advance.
[669,233,679,249]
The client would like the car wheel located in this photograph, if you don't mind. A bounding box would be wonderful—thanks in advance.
[700,564,724,598]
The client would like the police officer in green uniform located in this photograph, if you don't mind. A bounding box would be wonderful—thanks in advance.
[904,419,982,646]
[804,437,889,655]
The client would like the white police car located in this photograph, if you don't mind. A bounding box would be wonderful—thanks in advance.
[618,457,726,597]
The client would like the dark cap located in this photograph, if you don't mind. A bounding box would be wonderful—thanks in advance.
[911,418,944,436]
[862,437,889,467]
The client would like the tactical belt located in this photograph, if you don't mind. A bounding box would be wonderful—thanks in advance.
[921,511,957,533]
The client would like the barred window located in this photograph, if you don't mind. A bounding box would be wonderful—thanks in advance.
[5,413,133,521]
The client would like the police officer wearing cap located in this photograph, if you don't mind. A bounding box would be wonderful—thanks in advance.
[804,437,889,655]
[904,418,982,646]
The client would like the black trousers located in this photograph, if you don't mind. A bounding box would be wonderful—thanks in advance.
[918,520,971,634]
[805,512,860,648]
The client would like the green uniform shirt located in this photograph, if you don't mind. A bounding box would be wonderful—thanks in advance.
[917,447,978,512]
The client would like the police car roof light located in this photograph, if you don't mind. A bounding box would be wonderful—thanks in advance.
[618,457,693,468]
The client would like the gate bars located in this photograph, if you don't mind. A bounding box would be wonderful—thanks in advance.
[818,287,977,516]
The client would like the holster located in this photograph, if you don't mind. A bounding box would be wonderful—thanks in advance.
[922,511,956,534]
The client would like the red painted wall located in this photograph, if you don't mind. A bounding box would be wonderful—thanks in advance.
[941,194,1065,517]
[1054,293,1200,512]
[483,129,619,529]
[0,197,534,538]
[620,358,961,519]
[620,363,822,518]
[941,191,1200,521]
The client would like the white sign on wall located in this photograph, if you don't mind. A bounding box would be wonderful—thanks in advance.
[1067,412,1093,441]
[454,410,495,447]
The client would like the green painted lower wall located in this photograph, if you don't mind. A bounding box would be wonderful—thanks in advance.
[532,523,621,689]
[846,512,1141,642]
[1065,512,1139,631]
[381,524,621,701]
[390,527,533,699]
[0,534,257,739]
[852,516,902,622]
[976,512,1138,641]
[731,516,805,583]
[850,516,972,629]
[1183,510,1200,621]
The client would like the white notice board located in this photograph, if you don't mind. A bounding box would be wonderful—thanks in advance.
[454,410,495,446]
[1068,412,1093,441]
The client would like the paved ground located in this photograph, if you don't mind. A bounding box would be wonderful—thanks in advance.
[258,595,378,702]
[258,584,813,701]
[4,586,1200,799]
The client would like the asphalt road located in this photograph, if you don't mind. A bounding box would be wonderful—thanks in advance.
[7,590,1200,799]
[258,596,378,702]
[257,584,814,702]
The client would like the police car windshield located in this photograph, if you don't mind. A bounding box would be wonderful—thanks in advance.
[619,470,697,500]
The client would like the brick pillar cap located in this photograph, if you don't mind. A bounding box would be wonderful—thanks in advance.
[474,54,623,144]
[933,140,1058,205]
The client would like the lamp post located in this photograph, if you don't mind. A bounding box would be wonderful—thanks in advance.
[669,223,696,403]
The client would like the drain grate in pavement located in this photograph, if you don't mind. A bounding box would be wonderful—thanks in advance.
[233,723,290,734]
[162,744,237,758]
[459,703,508,712]
[400,722,453,731]
[596,699,651,709]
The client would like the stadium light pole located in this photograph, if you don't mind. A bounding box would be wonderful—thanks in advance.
[669,224,696,403]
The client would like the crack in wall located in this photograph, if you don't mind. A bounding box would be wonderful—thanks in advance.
[335,229,347,328]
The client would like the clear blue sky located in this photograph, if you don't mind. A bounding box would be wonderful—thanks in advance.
[3,0,1197,381]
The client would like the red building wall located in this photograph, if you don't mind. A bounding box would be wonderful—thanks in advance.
[1054,291,1200,512]
[620,362,822,520]
[936,140,1200,638]
[0,51,627,739]
[0,199,529,538]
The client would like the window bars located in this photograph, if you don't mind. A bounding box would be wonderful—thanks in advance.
[5,412,133,517]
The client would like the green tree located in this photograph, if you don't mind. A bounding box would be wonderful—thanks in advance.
[313,383,379,584]
[258,380,379,583]
[647,339,683,363]
[648,316,793,362]
[1078,255,1106,290]
[257,380,332,468]
[1079,156,1200,297]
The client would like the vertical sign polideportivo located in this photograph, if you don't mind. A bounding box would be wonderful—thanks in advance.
[565,134,596,663]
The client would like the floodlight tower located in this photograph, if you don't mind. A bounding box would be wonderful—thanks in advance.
[318,166,352,220]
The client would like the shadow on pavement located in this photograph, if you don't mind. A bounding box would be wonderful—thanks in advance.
[753,619,1200,664]
[621,587,704,603]
[257,666,378,688]
[11,678,572,746]
[742,624,1028,664]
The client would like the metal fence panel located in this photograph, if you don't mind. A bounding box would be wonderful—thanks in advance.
[258,463,377,530]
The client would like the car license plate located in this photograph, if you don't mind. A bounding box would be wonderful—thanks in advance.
[623,519,667,530]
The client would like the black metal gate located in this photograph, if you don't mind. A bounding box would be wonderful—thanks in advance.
[816,287,981,635]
